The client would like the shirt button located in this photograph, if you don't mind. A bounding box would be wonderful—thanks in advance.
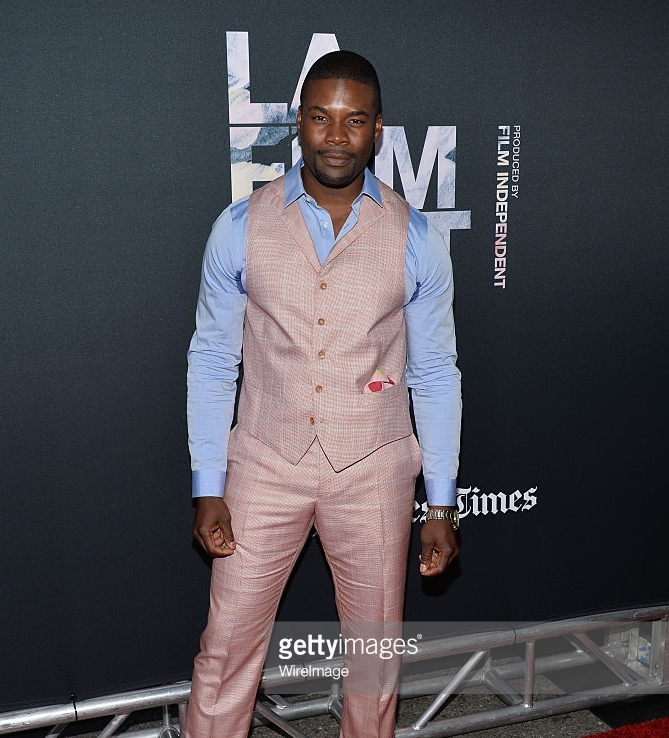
[320,282,327,290]
[317,349,326,358]
[317,317,325,325]
[315,385,323,393]
[322,222,329,229]
[309,417,316,425]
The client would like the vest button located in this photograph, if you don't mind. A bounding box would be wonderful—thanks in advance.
[317,317,325,325]
[315,385,323,393]
[320,282,327,290]
[317,349,326,358]
[309,417,316,425]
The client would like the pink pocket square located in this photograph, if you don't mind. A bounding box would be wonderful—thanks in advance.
[364,369,395,393]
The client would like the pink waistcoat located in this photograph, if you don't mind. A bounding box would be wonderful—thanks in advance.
[238,176,413,471]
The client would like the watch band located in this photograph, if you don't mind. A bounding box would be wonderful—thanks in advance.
[425,507,459,531]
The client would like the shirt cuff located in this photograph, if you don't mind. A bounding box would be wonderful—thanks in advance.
[192,469,227,498]
[424,478,457,507]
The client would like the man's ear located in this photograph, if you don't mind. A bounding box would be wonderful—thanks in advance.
[296,106,302,140]
[374,113,383,142]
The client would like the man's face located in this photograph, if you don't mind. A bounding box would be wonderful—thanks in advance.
[297,77,382,191]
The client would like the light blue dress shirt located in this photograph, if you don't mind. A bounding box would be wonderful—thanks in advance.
[187,161,462,506]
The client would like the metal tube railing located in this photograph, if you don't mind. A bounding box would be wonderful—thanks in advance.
[0,606,666,738]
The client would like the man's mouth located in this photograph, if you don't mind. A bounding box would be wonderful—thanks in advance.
[319,150,353,166]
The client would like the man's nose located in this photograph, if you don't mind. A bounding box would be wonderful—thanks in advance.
[325,121,349,145]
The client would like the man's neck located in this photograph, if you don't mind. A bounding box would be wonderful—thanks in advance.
[300,168,364,211]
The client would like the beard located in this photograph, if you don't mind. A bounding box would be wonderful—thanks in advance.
[306,149,367,189]
[311,167,358,189]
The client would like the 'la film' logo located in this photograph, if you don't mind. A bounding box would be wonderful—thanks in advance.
[226,31,471,247]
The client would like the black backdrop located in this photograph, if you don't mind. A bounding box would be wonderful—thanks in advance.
[1,0,667,711]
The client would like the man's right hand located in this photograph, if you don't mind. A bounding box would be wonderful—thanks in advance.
[193,496,236,557]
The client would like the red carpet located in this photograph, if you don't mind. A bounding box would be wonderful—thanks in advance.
[587,717,669,737]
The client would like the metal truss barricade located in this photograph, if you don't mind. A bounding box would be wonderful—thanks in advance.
[1,606,667,738]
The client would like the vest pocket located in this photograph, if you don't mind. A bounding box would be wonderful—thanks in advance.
[355,383,404,406]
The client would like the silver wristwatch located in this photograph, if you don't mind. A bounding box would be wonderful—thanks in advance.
[425,507,459,531]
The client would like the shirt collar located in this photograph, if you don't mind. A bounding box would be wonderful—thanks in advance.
[284,158,383,209]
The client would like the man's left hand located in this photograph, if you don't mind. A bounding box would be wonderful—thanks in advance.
[419,516,459,576]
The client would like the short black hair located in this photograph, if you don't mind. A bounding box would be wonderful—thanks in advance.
[301,50,382,115]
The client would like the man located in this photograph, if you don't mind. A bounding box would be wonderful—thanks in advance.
[185,51,461,738]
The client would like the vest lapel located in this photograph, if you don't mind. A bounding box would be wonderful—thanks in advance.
[277,199,323,273]
[270,182,386,272]
[323,195,385,266]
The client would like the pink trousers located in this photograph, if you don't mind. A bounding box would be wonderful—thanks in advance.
[185,427,421,738]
